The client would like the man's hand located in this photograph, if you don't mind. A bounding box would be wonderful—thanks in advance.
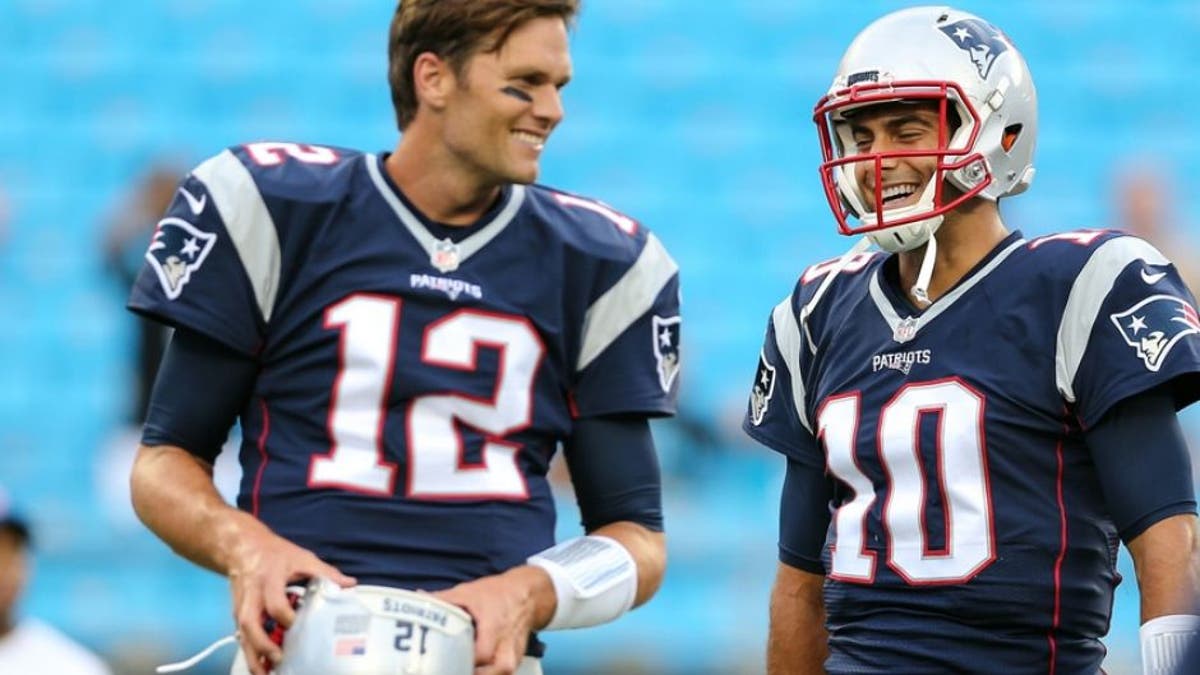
[227,528,356,675]
[129,445,358,675]
[433,566,555,675]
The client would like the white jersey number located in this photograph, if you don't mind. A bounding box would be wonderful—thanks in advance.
[310,296,543,500]
[820,379,994,584]
[245,142,339,166]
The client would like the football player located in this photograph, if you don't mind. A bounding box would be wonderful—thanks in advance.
[744,6,1200,674]
[128,2,678,674]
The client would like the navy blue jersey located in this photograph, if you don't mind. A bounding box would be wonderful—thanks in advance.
[129,141,680,589]
[744,230,1200,673]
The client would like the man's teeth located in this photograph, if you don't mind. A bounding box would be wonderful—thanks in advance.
[882,184,917,202]
[512,131,544,148]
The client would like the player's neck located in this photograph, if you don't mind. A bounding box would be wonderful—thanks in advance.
[897,203,1008,306]
[386,135,502,226]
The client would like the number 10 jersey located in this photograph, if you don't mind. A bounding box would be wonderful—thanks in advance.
[745,230,1200,673]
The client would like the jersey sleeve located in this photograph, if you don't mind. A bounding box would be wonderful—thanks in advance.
[127,150,275,356]
[1057,235,1200,428]
[571,233,681,418]
[741,294,825,467]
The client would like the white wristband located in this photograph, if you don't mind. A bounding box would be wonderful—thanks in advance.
[1141,614,1200,675]
[527,535,637,630]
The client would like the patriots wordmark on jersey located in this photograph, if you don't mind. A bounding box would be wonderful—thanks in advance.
[745,229,1200,673]
[130,141,681,589]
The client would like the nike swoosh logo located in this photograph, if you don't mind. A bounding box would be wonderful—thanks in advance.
[178,186,207,216]
[1141,269,1168,284]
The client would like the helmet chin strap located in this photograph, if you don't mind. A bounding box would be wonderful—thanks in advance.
[911,231,937,307]
[799,215,939,353]
[865,216,941,308]
[155,634,238,673]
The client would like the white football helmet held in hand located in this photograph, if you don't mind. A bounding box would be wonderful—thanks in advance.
[814,5,1038,252]
[269,578,475,675]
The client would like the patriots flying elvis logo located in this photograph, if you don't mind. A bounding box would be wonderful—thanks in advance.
[749,350,777,426]
[652,315,681,392]
[938,18,1009,80]
[146,217,217,299]
[1110,294,1200,372]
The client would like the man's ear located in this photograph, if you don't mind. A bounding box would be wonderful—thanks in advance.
[412,51,455,113]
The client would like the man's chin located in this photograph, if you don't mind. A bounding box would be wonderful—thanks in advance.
[506,166,540,185]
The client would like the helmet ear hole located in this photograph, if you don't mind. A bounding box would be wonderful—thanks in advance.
[946,105,963,137]
[1002,124,1023,152]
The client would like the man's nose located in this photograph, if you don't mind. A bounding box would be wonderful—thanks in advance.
[533,87,564,126]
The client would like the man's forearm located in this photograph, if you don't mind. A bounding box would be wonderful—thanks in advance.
[768,562,827,675]
[1128,513,1200,622]
[130,444,263,575]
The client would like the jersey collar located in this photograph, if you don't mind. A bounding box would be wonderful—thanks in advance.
[365,154,526,272]
[869,231,1026,343]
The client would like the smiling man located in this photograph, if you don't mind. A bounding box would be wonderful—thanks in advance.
[127,2,680,674]
[744,6,1200,675]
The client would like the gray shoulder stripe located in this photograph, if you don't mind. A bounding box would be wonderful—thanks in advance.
[192,150,282,323]
[772,295,812,433]
[869,271,902,334]
[577,234,678,371]
[1056,236,1169,402]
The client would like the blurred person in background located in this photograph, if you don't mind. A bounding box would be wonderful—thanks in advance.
[127,1,679,674]
[103,163,181,425]
[1110,160,1200,500]
[1111,160,1200,295]
[0,491,111,675]
[96,163,197,536]
[743,6,1200,675]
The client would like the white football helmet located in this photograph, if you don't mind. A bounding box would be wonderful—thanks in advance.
[209,580,475,675]
[815,6,1037,252]
[272,579,475,675]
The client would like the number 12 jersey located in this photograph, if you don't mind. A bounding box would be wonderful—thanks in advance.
[130,142,681,590]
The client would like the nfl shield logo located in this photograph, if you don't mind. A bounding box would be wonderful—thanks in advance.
[893,316,920,343]
[431,237,461,273]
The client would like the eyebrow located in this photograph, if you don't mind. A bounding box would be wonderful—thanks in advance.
[887,113,936,129]
[508,68,572,88]
[850,113,937,135]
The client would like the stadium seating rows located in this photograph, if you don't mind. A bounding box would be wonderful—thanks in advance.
[1,0,1192,670]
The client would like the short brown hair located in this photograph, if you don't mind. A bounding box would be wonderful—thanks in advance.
[388,0,580,130]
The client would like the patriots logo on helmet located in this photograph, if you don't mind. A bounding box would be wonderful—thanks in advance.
[652,315,681,393]
[938,18,1009,79]
[1110,294,1200,372]
[749,351,777,426]
[145,217,217,299]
